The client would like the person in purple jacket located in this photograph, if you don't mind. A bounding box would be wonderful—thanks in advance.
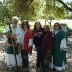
[41,25,53,71]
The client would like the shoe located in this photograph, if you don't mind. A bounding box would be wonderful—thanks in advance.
[52,68,56,71]
[8,68,11,71]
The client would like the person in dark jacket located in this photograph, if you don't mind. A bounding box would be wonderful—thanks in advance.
[41,25,53,71]
[33,21,44,68]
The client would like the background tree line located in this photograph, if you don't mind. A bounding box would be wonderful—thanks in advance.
[0,0,72,28]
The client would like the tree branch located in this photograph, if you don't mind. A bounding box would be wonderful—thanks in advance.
[56,0,72,12]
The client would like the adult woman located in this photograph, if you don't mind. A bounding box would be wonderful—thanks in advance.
[41,25,53,70]
[33,21,44,68]
[21,20,33,68]
[53,22,67,72]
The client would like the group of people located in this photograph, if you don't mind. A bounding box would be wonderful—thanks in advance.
[4,16,67,72]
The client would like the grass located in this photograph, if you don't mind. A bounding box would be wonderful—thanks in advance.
[0,25,7,33]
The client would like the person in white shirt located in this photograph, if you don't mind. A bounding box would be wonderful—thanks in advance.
[4,16,22,70]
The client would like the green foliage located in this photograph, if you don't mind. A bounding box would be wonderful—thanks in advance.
[0,1,12,23]
[0,21,7,33]
[0,0,72,22]
[42,0,65,19]
[65,14,72,19]
[6,0,38,20]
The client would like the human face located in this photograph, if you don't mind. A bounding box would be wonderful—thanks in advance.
[44,26,48,32]
[12,19,18,25]
[23,21,28,30]
[35,22,41,30]
[54,23,60,30]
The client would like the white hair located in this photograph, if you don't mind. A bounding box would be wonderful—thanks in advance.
[35,20,40,24]
[12,16,19,21]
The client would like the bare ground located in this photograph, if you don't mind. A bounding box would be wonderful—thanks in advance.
[0,36,72,72]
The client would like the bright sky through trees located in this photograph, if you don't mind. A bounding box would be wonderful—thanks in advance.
[0,0,72,2]
[63,0,72,2]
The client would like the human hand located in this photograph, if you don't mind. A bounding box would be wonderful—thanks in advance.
[22,44,24,50]
[60,48,65,51]
[11,35,16,39]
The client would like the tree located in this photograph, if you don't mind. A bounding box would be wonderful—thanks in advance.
[1,0,72,21]
[42,0,65,19]
[6,0,40,20]
[56,0,72,12]
[0,1,11,22]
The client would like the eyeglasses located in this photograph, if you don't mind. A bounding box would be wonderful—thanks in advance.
[54,25,59,27]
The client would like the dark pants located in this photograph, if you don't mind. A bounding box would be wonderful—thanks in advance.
[36,46,42,68]
[21,50,29,68]
[55,69,63,72]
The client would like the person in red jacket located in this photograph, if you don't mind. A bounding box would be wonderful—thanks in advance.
[21,20,33,68]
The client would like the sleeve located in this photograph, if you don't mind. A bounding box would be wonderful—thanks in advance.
[3,26,10,39]
[60,31,67,51]
[28,30,33,46]
[18,30,24,44]
[60,38,67,50]
[29,39,33,46]
[3,26,10,33]
[16,27,23,44]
